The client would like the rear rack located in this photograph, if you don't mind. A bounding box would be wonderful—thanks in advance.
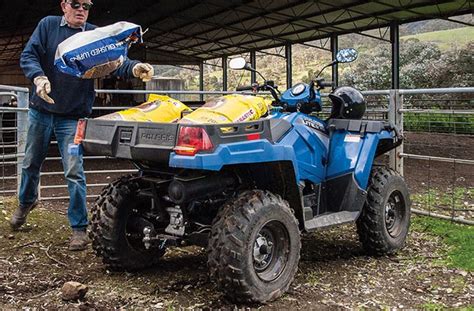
[81,118,291,163]
[82,119,178,163]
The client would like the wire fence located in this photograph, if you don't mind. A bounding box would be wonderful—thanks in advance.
[0,86,28,210]
[399,89,474,225]
[0,86,472,225]
[0,106,18,198]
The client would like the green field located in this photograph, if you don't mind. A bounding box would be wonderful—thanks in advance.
[401,27,474,50]
[412,216,474,271]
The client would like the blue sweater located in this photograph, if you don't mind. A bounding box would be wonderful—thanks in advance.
[20,16,138,118]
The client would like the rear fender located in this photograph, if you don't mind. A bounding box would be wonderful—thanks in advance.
[354,131,392,189]
[170,140,298,172]
[326,119,401,190]
[230,161,305,230]
[170,118,299,173]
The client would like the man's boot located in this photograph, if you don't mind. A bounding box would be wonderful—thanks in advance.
[69,230,90,251]
[10,201,38,230]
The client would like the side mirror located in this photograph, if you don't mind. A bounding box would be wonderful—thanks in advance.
[336,48,358,63]
[229,57,248,70]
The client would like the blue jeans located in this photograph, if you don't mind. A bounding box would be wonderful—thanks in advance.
[19,109,88,230]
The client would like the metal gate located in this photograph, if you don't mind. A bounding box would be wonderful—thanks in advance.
[1,85,472,225]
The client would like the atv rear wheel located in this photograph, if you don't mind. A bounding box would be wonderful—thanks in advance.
[90,175,165,270]
[207,190,301,303]
[357,167,411,255]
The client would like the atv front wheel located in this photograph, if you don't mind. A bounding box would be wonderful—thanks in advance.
[357,167,411,255]
[207,190,301,303]
[90,175,165,270]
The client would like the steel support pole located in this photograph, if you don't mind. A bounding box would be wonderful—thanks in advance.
[222,56,228,91]
[388,90,404,175]
[330,35,338,87]
[199,62,204,101]
[250,50,256,83]
[16,90,28,194]
[285,44,292,88]
[390,21,400,89]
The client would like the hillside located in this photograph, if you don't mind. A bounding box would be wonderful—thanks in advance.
[401,27,473,50]
[400,14,472,35]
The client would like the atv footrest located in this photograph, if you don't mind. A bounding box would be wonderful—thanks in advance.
[304,211,359,230]
[141,176,173,184]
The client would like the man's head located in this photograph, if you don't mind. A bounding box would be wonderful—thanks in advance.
[61,0,93,28]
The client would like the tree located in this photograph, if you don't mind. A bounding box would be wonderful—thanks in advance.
[339,39,451,90]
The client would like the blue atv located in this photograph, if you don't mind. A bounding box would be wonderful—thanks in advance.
[79,48,411,303]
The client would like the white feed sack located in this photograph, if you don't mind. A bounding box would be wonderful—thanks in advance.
[54,22,142,79]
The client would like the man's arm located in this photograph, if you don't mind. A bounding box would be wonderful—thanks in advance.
[114,58,154,82]
[113,57,140,79]
[20,17,48,81]
[20,17,55,104]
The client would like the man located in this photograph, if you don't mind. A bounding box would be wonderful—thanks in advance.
[11,0,154,251]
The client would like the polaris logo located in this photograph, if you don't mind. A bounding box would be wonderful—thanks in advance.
[303,118,326,132]
[140,132,175,142]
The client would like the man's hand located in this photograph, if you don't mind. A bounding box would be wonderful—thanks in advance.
[132,63,154,82]
[33,76,55,104]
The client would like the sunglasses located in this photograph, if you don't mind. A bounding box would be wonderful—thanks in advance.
[66,0,93,10]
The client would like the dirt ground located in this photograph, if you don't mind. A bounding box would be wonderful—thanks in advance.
[0,199,473,309]
[0,132,473,309]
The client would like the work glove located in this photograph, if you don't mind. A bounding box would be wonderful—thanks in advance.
[33,76,55,104]
[132,63,154,82]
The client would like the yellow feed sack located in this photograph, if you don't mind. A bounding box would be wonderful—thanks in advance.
[180,94,271,124]
[97,94,191,122]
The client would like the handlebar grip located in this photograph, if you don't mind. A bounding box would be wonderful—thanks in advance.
[320,81,334,88]
[236,85,254,91]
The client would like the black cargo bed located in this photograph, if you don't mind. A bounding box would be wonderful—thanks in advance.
[82,119,178,163]
[81,118,291,164]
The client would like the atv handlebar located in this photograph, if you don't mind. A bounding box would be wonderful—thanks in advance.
[319,81,334,88]
[315,79,334,89]
[236,82,280,103]
[236,85,255,91]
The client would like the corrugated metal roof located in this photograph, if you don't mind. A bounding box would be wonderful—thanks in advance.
[0,0,471,69]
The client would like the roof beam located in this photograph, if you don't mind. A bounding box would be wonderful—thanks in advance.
[154,0,366,48]
[0,0,471,65]
[144,1,246,42]
[186,0,465,57]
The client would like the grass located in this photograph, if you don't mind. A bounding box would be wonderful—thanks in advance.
[420,302,447,310]
[401,27,474,50]
[404,113,474,135]
[411,216,474,271]
[412,187,473,211]
[305,271,321,287]
[0,196,71,249]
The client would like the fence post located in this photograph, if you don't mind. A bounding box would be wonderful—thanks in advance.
[388,89,404,175]
[16,90,28,193]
